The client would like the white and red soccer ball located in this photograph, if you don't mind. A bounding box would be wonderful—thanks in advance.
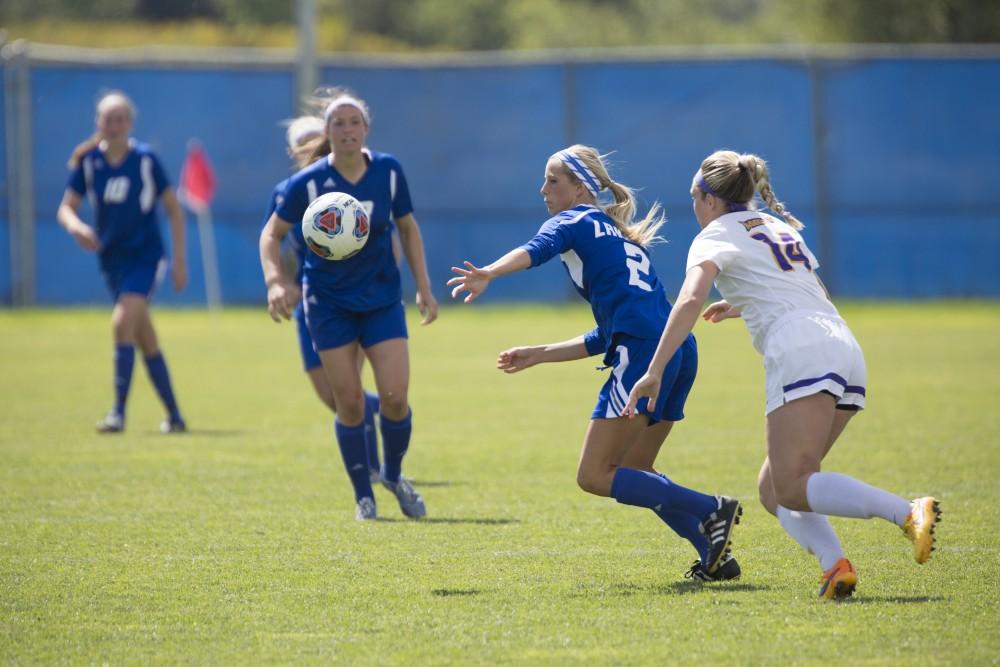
[302,192,370,260]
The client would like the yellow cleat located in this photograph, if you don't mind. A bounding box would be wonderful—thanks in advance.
[903,497,941,564]
[818,558,858,600]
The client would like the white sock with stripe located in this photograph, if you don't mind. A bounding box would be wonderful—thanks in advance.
[776,505,844,571]
[805,472,912,527]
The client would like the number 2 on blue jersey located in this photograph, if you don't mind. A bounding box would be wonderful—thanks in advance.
[624,242,653,291]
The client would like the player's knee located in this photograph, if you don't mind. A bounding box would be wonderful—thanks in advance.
[378,391,408,420]
[576,468,609,497]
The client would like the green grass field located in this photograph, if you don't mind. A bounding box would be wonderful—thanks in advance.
[2,303,998,665]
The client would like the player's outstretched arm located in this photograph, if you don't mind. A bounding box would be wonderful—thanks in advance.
[259,213,295,322]
[702,299,741,323]
[497,334,590,373]
[448,248,531,304]
[624,262,718,417]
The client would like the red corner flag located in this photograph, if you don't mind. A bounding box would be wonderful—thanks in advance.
[179,141,216,212]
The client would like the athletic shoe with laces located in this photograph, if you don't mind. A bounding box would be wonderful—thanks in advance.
[818,557,857,600]
[159,417,187,434]
[355,497,377,521]
[902,497,941,564]
[380,473,426,519]
[700,496,742,574]
[96,412,124,434]
[685,553,741,582]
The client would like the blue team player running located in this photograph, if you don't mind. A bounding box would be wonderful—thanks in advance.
[448,145,741,579]
[260,88,438,521]
[264,114,383,483]
[57,90,188,434]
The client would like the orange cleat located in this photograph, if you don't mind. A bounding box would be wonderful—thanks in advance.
[818,558,857,600]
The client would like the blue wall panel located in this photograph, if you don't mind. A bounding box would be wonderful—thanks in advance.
[9,55,999,305]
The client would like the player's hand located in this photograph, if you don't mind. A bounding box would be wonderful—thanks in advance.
[266,281,294,322]
[447,261,490,304]
[417,289,438,325]
[287,283,302,305]
[497,346,542,374]
[702,299,741,323]
[69,222,100,252]
[172,258,188,291]
[623,372,661,418]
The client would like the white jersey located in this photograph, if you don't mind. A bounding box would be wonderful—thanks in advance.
[686,210,837,354]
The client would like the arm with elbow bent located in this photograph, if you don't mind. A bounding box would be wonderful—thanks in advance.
[624,261,719,415]
[259,213,296,322]
[56,189,101,252]
[447,247,532,304]
[395,212,438,325]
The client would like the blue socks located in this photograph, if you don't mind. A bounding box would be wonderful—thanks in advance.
[654,507,711,563]
[363,392,380,473]
[379,409,412,484]
[610,468,717,520]
[113,344,135,418]
[335,420,374,501]
[144,352,182,422]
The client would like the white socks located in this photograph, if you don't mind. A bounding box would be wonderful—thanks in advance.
[777,505,844,571]
[805,472,912,527]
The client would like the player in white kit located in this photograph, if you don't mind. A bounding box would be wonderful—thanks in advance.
[625,149,941,599]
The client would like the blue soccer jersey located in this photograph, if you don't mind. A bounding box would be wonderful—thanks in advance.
[67,139,170,268]
[521,205,671,349]
[275,150,412,311]
[263,177,308,285]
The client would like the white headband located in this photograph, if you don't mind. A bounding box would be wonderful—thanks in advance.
[324,96,370,125]
[286,116,325,150]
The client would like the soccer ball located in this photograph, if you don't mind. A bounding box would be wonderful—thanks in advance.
[301,192,370,260]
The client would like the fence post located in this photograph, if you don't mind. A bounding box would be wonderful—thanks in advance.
[2,39,35,307]
[295,0,317,109]
[807,57,834,293]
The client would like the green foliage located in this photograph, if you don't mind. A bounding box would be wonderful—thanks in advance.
[1,303,998,663]
[3,0,999,49]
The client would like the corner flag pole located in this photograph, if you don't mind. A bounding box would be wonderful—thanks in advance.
[179,140,221,310]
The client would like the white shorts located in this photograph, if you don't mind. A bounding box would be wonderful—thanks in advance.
[763,312,867,415]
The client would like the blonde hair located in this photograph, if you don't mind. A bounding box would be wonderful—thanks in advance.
[698,150,803,230]
[293,86,371,166]
[67,90,137,169]
[555,144,665,247]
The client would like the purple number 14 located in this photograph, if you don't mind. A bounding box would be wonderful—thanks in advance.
[750,232,812,272]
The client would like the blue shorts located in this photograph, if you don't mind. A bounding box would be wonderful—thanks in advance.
[303,290,408,352]
[102,259,166,301]
[294,302,322,371]
[592,333,698,424]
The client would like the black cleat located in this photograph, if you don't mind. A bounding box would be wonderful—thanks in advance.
[685,553,741,582]
[701,496,742,574]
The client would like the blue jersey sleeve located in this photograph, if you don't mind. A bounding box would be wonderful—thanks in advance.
[275,176,310,226]
[67,162,86,196]
[520,217,574,268]
[583,326,606,356]
[389,159,414,220]
[150,152,170,193]
[262,182,284,228]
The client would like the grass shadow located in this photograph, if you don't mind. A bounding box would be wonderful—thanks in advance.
[371,517,519,525]
[570,580,768,598]
[408,480,464,488]
[431,588,481,597]
[846,595,946,605]
[143,429,247,437]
